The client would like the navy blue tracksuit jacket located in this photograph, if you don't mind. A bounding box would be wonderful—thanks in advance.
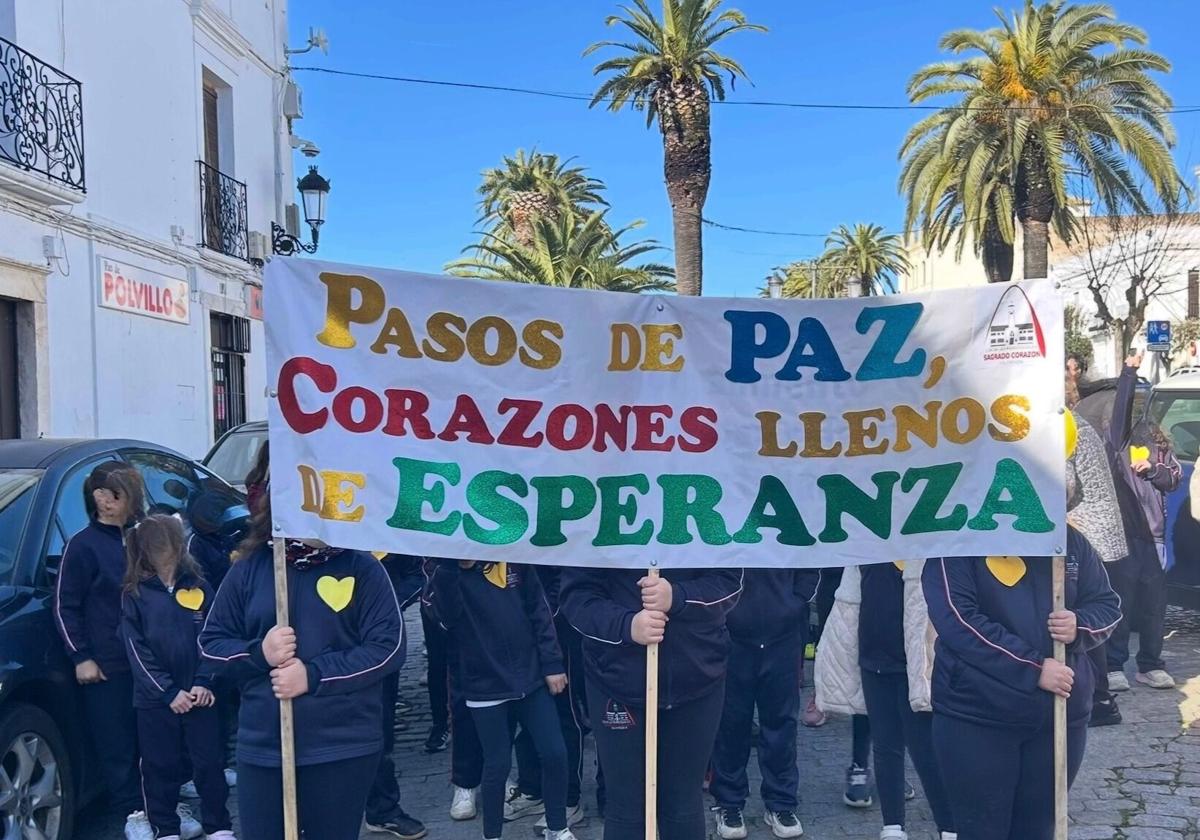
[55,521,131,675]
[725,569,819,647]
[922,529,1121,729]
[199,548,405,767]
[122,573,216,708]
[424,561,563,703]
[560,568,743,708]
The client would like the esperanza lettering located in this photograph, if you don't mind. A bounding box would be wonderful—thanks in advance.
[386,455,1054,548]
[278,356,718,454]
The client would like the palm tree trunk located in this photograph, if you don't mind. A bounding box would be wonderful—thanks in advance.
[982,217,1014,283]
[1022,218,1050,279]
[669,200,703,297]
[1016,137,1053,280]
[657,80,711,297]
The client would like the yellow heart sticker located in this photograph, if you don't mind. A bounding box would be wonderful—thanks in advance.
[893,561,906,572]
[986,556,1027,587]
[316,576,355,612]
[1129,445,1150,465]
[1064,410,1078,458]
[483,562,508,589]
[175,588,205,611]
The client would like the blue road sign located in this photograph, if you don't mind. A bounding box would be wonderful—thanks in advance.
[1147,320,1171,352]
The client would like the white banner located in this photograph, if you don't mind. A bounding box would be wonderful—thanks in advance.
[264,258,1067,568]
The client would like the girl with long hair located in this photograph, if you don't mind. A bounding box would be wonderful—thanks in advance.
[122,514,233,840]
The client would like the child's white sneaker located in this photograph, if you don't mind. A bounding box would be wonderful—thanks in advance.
[941,833,958,840]
[536,804,585,828]
[180,779,199,799]
[544,830,578,840]
[178,804,203,839]
[209,832,238,840]
[764,810,805,838]
[880,827,907,840]
[124,812,155,840]
[451,786,478,820]
[224,767,238,787]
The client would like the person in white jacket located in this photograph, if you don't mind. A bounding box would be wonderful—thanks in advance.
[814,560,955,840]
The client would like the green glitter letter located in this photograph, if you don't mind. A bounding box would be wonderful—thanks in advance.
[899,463,967,535]
[656,474,732,546]
[967,458,1054,533]
[463,470,529,545]
[593,475,653,547]
[530,475,598,547]
[817,471,900,543]
[732,475,816,546]
[387,457,462,536]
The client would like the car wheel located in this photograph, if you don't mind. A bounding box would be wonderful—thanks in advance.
[0,703,74,840]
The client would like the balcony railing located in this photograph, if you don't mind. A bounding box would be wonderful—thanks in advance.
[198,160,248,262]
[0,35,85,192]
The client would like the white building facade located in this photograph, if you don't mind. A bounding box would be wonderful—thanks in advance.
[901,214,1200,379]
[0,0,303,457]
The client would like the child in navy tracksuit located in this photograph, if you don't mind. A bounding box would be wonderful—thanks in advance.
[711,569,818,839]
[122,514,233,839]
[510,565,593,826]
[561,567,743,840]
[199,498,405,840]
[922,528,1121,840]
[53,462,146,821]
[425,559,572,840]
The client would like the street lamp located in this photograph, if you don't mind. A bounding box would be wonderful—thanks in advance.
[273,165,331,255]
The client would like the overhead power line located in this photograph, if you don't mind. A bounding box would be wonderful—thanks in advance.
[293,65,1200,115]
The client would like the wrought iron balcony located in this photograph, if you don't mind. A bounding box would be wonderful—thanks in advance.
[0,35,85,192]
[198,160,249,262]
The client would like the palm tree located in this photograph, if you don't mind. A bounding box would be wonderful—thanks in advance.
[448,209,675,293]
[478,150,608,247]
[904,0,1182,280]
[821,224,910,296]
[899,124,1017,284]
[585,0,766,296]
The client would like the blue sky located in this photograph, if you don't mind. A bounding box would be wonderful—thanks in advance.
[286,1,1200,297]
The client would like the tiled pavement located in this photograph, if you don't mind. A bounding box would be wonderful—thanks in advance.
[78,608,1200,840]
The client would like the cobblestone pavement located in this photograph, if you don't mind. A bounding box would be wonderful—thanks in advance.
[78,608,1200,840]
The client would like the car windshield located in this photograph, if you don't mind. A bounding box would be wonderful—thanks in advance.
[0,469,42,579]
[205,428,266,487]
[1147,389,1200,463]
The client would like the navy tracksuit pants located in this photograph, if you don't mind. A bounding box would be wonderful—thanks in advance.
[933,714,1086,840]
[446,636,484,790]
[81,672,142,816]
[137,704,231,836]
[710,632,803,813]
[515,616,589,808]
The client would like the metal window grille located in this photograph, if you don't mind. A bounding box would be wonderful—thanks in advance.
[198,160,249,261]
[211,313,249,439]
[0,36,85,191]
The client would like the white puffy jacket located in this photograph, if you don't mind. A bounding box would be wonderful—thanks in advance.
[814,560,935,716]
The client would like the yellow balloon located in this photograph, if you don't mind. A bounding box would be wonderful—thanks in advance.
[1065,410,1078,458]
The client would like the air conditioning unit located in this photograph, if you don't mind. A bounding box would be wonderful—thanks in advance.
[284,80,303,120]
[248,231,270,263]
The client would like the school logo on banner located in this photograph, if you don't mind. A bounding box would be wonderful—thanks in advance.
[983,285,1047,362]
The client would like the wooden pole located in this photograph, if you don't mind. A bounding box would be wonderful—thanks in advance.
[273,537,300,840]
[644,565,660,840]
[1052,554,1068,840]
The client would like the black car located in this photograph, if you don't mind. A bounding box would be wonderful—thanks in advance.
[0,439,247,839]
